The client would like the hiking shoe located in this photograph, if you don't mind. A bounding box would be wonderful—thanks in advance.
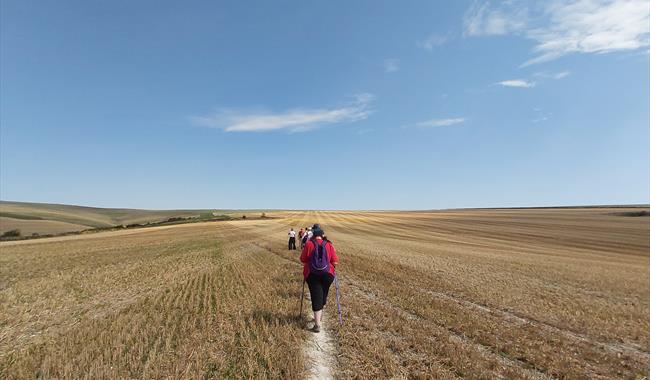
[311,325,321,333]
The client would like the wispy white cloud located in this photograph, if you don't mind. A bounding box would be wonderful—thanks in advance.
[463,0,650,65]
[525,0,650,66]
[497,79,536,88]
[532,107,551,123]
[533,70,571,80]
[417,34,448,50]
[497,71,569,88]
[191,94,374,133]
[464,2,528,36]
[554,70,571,79]
[416,117,466,128]
[384,58,400,73]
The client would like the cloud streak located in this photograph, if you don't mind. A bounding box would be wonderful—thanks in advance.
[534,70,571,80]
[497,79,536,88]
[191,94,374,132]
[464,0,650,65]
[553,70,571,79]
[384,59,400,73]
[416,118,466,128]
[464,2,528,36]
[417,34,448,50]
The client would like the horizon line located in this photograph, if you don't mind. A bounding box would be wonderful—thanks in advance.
[1,199,648,213]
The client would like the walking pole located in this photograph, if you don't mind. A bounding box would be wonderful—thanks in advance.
[334,275,343,325]
[298,279,306,320]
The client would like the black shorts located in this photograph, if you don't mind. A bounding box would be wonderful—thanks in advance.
[306,272,335,311]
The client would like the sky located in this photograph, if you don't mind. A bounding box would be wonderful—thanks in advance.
[1,0,649,210]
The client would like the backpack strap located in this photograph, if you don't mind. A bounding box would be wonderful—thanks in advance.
[314,239,328,257]
[315,239,322,259]
[321,240,329,257]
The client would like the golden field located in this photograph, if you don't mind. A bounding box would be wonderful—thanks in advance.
[1,207,649,379]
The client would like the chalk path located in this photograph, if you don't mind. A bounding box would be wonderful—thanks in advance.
[303,317,338,380]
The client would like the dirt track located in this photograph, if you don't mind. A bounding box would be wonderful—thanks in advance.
[1,208,649,379]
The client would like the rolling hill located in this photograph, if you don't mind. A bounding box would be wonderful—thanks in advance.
[0,201,218,236]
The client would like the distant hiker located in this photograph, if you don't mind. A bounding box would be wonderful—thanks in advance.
[300,227,312,249]
[308,225,320,242]
[288,228,297,250]
[298,228,304,240]
[300,226,338,333]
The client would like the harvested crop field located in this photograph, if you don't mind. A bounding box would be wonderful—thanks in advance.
[1,207,649,379]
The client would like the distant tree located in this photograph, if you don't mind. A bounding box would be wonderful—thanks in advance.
[2,229,21,238]
[261,212,267,218]
[242,215,247,219]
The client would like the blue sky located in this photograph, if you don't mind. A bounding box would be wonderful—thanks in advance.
[1,0,649,210]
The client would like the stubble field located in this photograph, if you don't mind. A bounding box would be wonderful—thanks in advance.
[1,207,649,379]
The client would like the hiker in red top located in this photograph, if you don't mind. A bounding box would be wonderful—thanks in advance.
[300,224,338,333]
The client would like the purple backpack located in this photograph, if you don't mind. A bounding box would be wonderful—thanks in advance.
[309,240,330,275]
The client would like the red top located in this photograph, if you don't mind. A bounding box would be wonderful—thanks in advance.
[300,237,338,279]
